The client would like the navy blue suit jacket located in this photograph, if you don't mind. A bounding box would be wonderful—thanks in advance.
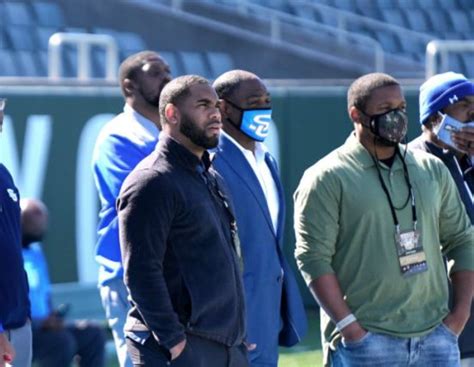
[213,134,307,362]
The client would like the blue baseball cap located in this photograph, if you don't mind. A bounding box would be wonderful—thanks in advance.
[419,71,474,124]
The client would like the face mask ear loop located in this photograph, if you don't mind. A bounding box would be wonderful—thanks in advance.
[402,134,409,161]
[223,99,243,130]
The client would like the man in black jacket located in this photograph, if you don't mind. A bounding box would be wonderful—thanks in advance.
[118,75,248,366]
[410,71,474,366]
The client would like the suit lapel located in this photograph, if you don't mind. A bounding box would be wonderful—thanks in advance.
[265,153,285,243]
[218,135,275,235]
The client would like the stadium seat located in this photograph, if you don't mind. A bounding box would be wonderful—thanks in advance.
[446,53,464,74]
[36,26,60,51]
[291,4,319,23]
[403,9,430,33]
[0,28,7,50]
[381,9,408,27]
[32,2,66,28]
[458,0,473,8]
[425,9,452,34]
[4,1,34,26]
[178,51,211,78]
[375,0,397,9]
[437,0,461,10]
[313,8,339,27]
[115,31,147,53]
[355,5,381,20]
[449,10,472,33]
[16,50,43,77]
[5,25,37,51]
[91,46,107,79]
[0,49,18,76]
[206,52,235,78]
[461,53,474,78]
[62,44,78,78]
[157,51,183,77]
[415,0,439,7]
[38,50,48,76]
[374,32,401,54]
[333,0,358,12]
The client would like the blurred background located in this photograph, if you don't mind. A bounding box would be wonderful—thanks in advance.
[0,0,472,365]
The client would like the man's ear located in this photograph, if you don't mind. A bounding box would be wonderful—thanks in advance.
[349,106,361,123]
[219,99,231,117]
[165,103,179,125]
[425,114,442,131]
[123,78,135,97]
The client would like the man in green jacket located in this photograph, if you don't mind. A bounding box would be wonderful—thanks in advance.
[294,72,474,367]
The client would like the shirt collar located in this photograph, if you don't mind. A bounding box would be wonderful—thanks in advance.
[221,130,267,161]
[344,132,415,169]
[158,134,211,172]
[123,104,160,136]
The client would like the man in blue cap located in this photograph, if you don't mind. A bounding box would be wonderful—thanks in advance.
[410,71,474,366]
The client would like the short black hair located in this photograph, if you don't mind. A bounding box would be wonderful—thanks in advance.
[213,69,257,100]
[347,72,400,113]
[159,75,210,124]
[118,50,162,97]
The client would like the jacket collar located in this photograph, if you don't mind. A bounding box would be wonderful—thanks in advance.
[158,134,211,173]
[344,132,416,170]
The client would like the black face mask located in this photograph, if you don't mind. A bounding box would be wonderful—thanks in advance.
[22,233,44,248]
[361,108,408,146]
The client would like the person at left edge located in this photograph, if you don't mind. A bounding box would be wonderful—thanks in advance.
[0,98,32,367]
[118,75,248,366]
[212,70,307,367]
[92,51,171,367]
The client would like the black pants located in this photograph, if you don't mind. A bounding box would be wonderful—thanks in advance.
[32,321,106,367]
[126,333,249,367]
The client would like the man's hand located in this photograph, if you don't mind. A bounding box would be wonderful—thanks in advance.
[452,126,474,155]
[0,333,15,367]
[341,321,368,343]
[244,341,256,351]
[443,310,470,336]
[170,339,186,361]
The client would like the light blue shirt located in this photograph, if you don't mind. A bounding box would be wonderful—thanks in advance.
[22,243,51,320]
[92,104,159,285]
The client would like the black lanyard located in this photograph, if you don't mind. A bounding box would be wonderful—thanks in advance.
[200,168,242,259]
[372,148,417,233]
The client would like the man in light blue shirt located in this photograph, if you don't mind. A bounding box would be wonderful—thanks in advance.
[21,198,106,367]
[92,51,171,367]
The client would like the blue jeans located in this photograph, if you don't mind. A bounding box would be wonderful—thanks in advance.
[331,323,460,367]
[100,277,132,367]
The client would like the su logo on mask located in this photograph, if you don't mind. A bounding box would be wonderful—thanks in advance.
[241,110,272,142]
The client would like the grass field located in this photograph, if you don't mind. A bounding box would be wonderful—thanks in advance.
[278,308,323,367]
[106,309,323,367]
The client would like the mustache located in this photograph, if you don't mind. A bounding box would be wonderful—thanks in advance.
[206,121,222,128]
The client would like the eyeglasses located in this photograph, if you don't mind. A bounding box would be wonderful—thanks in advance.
[0,98,6,112]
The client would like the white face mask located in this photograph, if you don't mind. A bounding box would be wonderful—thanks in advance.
[436,112,474,163]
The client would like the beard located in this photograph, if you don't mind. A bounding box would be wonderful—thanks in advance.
[179,113,219,150]
[138,80,168,108]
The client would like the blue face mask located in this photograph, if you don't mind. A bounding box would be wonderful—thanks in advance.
[224,99,272,142]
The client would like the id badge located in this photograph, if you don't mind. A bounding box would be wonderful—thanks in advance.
[395,229,428,276]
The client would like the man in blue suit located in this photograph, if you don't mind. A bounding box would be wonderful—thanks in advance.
[212,70,307,367]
